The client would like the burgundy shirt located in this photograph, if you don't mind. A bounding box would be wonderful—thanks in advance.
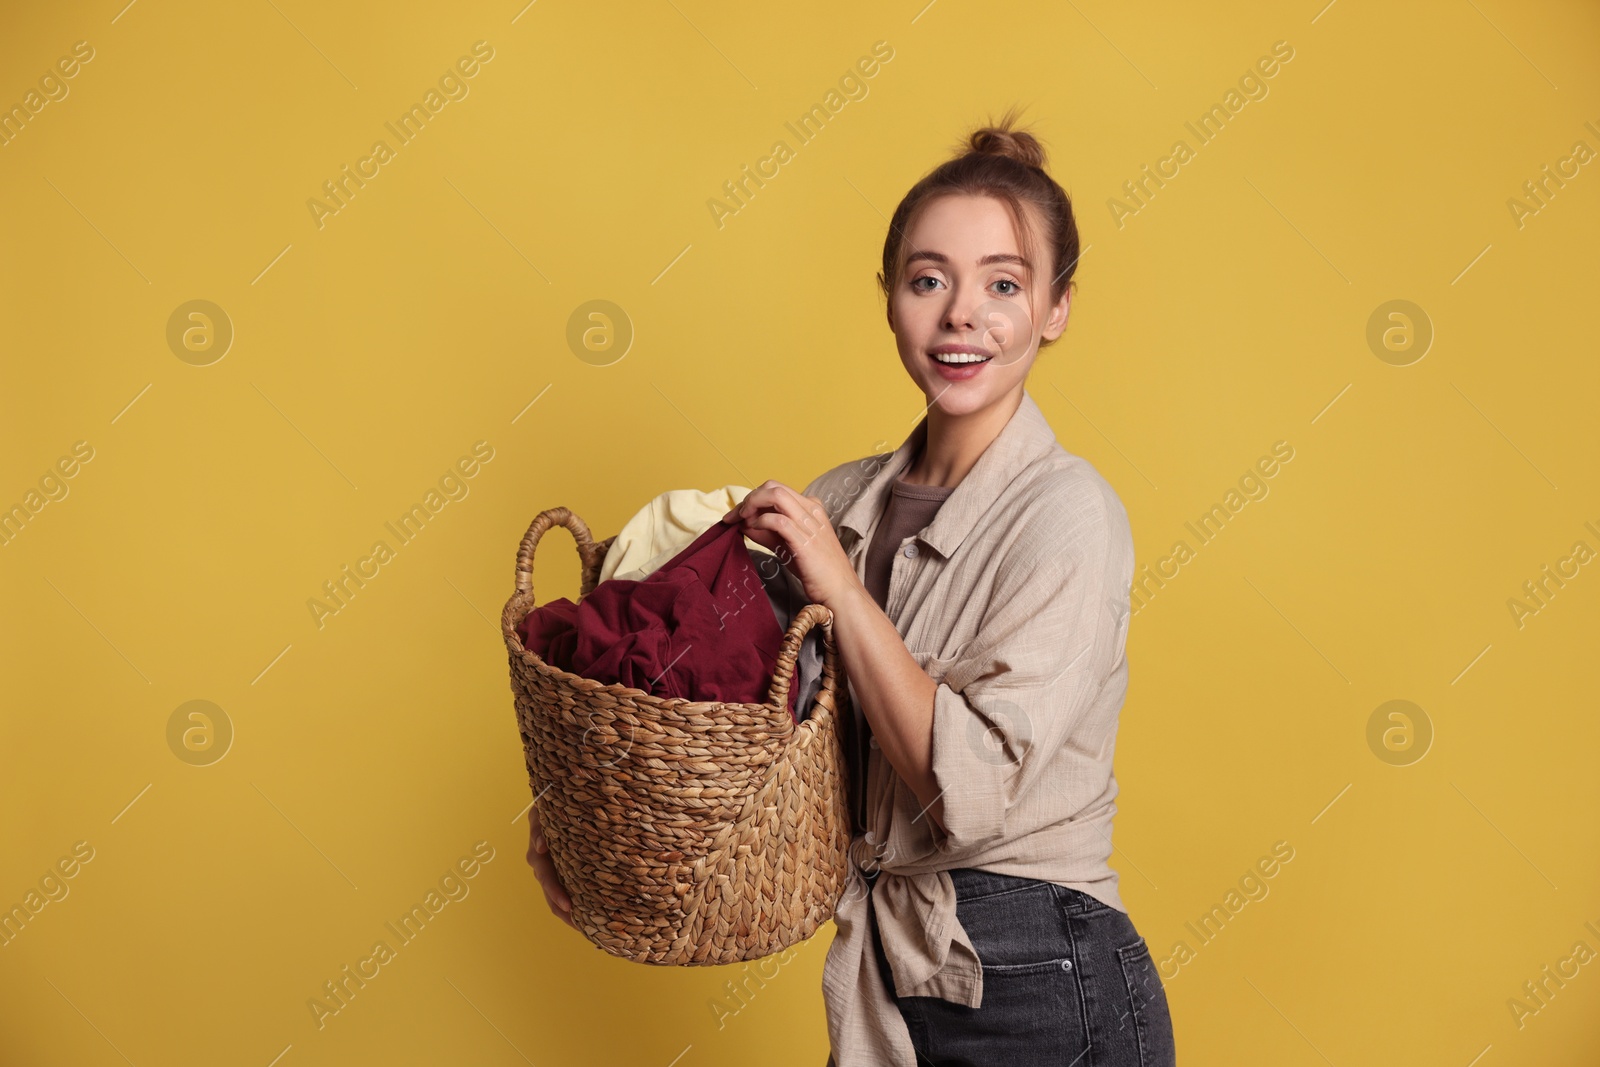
[519,519,799,716]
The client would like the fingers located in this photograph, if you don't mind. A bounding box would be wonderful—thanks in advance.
[541,886,577,928]
[547,898,577,929]
[722,487,762,523]
[782,488,831,539]
[762,483,828,539]
[726,482,827,540]
[528,845,577,927]
[542,879,575,920]
[724,481,801,523]
[526,807,578,929]
[526,807,547,858]
[742,500,828,553]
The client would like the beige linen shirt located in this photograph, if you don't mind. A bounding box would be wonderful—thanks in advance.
[802,387,1136,1067]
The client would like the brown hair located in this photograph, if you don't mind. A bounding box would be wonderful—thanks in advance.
[877,107,1080,347]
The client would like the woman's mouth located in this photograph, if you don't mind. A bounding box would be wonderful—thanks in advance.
[927,348,993,380]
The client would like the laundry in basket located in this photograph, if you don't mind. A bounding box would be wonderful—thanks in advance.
[518,517,800,717]
[503,506,854,966]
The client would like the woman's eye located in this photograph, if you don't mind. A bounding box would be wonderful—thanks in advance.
[993,279,1021,296]
[911,276,941,292]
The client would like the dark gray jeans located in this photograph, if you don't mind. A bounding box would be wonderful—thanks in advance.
[830,866,1176,1066]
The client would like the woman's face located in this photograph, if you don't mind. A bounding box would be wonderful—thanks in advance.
[888,193,1071,417]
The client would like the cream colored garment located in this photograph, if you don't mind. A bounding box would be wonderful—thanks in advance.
[803,389,1137,1067]
[598,485,773,583]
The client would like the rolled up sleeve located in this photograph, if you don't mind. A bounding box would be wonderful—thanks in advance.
[926,488,1131,854]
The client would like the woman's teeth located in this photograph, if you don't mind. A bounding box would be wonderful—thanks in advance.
[931,352,991,364]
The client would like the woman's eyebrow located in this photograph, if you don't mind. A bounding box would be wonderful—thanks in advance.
[905,251,1032,268]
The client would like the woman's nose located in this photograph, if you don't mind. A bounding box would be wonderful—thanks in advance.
[941,292,978,332]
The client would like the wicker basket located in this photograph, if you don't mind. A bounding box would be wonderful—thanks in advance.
[502,506,854,966]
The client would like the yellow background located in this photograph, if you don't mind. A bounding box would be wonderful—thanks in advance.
[3,0,1598,1064]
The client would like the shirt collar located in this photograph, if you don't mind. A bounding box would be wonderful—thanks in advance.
[837,387,1059,560]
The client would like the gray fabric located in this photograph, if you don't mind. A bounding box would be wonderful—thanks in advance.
[749,548,825,722]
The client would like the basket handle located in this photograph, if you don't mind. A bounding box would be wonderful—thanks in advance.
[513,506,605,601]
[766,601,840,715]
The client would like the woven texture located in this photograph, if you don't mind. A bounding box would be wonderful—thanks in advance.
[502,506,854,966]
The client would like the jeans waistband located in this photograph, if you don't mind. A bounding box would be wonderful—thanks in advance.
[946,866,1045,900]
[862,865,1042,895]
[864,865,1104,912]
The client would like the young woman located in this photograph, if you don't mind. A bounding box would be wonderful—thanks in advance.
[529,112,1175,1065]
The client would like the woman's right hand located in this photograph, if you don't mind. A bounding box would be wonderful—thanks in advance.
[525,804,578,930]
[723,481,857,610]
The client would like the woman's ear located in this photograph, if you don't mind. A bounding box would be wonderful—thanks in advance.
[1040,287,1072,342]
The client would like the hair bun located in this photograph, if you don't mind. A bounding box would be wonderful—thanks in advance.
[965,119,1047,169]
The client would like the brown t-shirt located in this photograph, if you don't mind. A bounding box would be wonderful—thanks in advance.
[853,473,955,831]
[864,476,956,612]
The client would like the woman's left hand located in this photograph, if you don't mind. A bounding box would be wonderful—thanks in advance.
[722,481,858,609]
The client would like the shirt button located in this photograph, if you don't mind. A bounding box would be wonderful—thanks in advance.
[868,736,879,749]
[903,543,918,558]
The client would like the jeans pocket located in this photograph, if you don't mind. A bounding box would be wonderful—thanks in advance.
[895,879,1091,1062]
[1115,938,1177,1067]
[900,954,1086,1064]
[954,883,1073,969]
